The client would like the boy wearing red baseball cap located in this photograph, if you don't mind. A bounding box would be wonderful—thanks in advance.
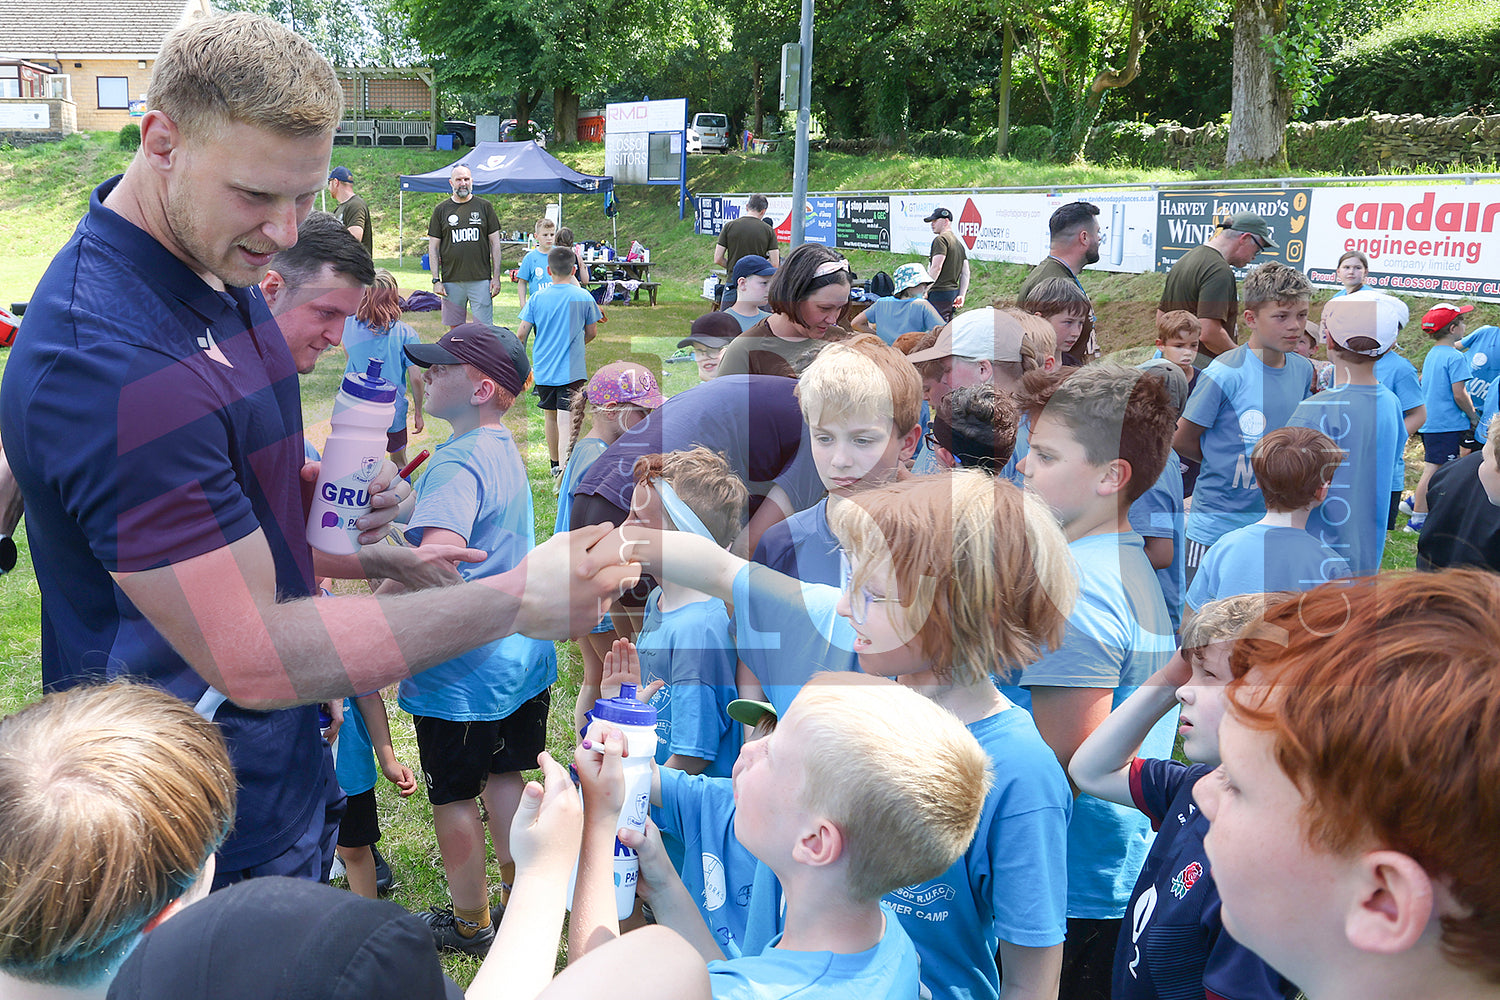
[1405,302,1478,531]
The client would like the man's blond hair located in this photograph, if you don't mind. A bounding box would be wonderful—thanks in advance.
[148,13,342,140]
[797,334,922,436]
[790,674,991,903]
[0,682,235,986]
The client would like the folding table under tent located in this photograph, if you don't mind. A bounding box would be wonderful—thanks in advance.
[397,140,617,258]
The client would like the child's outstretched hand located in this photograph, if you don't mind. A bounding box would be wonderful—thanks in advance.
[381,758,419,797]
[574,725,627,829]
[601,638,665,702]
[509,751,584,877]
[616,819,685,905]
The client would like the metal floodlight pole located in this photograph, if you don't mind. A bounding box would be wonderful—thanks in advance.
[790,0,813,247]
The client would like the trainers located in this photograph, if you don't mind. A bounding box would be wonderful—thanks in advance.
[1403,519,1425,534]
[491,899,506,927]
[371,845,393,896]
[1398,495,1416,517]
[418,906,495,956]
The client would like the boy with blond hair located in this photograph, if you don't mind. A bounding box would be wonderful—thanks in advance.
[1199,570,1500,1000]
[1071,594,1296,1000]
[1174,262,1316,585]
[517,215,557,308]
[753,334,922,587]
[571,673,991,999]
[1011,364,1180,1000]
[394,324,558,956]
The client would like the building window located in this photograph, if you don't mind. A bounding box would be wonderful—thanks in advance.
[97,76,129,109]
[0,67,18,100]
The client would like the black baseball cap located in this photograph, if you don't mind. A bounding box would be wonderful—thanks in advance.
[107,877,462,1000]
[405,323,530,397]
[677,310,741,350]
[923,207,953,222]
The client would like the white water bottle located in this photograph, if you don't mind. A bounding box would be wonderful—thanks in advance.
[569,684,659,920]
[306,360,397,555]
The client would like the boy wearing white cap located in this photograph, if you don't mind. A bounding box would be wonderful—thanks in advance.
[1287,291,1408,574]
[851,262,944,345]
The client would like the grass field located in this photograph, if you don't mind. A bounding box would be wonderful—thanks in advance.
[0,133,1434,984]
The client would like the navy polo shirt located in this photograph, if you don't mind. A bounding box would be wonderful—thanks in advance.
[0,176,325,870]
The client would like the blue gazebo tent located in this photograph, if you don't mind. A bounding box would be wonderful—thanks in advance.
[397,141,616,255]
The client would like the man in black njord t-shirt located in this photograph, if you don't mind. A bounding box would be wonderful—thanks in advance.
[427,165,502,329]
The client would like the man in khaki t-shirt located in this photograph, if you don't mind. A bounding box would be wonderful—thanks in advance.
[924,207,969,321]
[715,193,781,308]
[1157,211,1275,369]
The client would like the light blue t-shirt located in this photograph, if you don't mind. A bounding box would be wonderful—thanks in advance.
[333,696,377,797]
[342,318,421,434]
[1459,325,1500,398]
[1182,346,1315,546]
[1290,383,1406,575]
[732,564,858,718]
[1478,374,1500,445]
[999,413,1030,488]
[653,768,765,959]
[1185,522,1351,612]
[1005,531,1178,920]
[519,283,601,387]
[886,704,1071,1000]
[707,906,922,1000]
[517,248,553,296]
[638,589,741,776]
[863,296,944,345]
[555,436,608,536]
[398,427,557,720]
[1374,351,1425,490]
[1420,343,1473,433]
[1128,448,1186,634]
[727,307,769,332]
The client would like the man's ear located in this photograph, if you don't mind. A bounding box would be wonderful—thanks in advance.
[791,817,843,870]
[137,109,181,173]
[1098,458,1132,497]
[1344,850,1435,957]
[975,359,993,384]
[259,269,286,309]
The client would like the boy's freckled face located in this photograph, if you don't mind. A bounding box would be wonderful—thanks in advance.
[1197,703,1344,980]
[1017,413,1105,529]
[835,562,922,675]
[1159,334,1199,376]
[1174,645,1232,766]
[1246,301,1311,356]
[810,414,905,495]
[421,363,473,420]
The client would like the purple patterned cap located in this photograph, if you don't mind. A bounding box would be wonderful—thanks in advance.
[587,362,665,409]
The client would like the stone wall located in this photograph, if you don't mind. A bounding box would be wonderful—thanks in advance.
[1086,112,1500,174]
[0,97,77,146]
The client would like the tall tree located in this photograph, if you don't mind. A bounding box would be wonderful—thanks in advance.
[1226,0,1331,166]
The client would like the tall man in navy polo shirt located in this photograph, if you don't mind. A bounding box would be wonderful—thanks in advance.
[0,12,634,888]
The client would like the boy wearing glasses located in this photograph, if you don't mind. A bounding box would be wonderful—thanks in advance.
[1158,212,1277,368]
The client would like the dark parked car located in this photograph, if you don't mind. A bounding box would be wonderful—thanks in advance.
[442,120,476,147]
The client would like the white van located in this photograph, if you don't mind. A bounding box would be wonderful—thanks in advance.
[688,112,731,153]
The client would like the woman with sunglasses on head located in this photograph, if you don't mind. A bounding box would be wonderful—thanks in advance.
[715,244,854,379]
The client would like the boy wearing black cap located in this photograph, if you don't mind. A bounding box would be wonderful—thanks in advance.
[725,254,776,332]
[396,323,559,956]
[924,206,969,321]
[678,312,740,381]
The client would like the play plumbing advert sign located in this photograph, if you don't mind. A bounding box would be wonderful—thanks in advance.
[694,181,1500,300]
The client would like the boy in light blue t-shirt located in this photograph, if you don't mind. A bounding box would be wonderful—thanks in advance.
[518,246,601,474]
[1373,348,1426,528]
[515,215,556,308]
[393,324,558,957]
[1175,263,1315,585]
[1010,365,1181,999]
[850,261,944,345]
[1458,317,1500,404]
[1130,359,1191,634]
[1289,290,1407,574]
[1409,302,1479,531]
[1186,426,1351,613]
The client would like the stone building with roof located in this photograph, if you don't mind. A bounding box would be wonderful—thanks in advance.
[1,0,210,132]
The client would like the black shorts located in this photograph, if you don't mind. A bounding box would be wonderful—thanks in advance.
[386,427,409,454]
[1421,430,1465,466]
[1388,490,1402,532]
[533,380,586,411]
[337,788,381,848]
[413,689,552,805]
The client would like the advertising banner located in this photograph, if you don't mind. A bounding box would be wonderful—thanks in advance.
[835,197,891,251]
[1156,189,1311,275]
[1063,190,1159,275]
[771,197,836,245]
[1303,185,1500,299]
[605,98,687,134]
[889,193,1053,264]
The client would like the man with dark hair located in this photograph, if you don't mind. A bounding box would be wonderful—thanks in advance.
[714,194,780,308]
[924,207,969,321]
[1020,201,1101,359]
[328,166,372,256]
[259,212,374,373]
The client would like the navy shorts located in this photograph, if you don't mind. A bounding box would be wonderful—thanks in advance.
[1421,430,1465,466]
[533,380,586,411]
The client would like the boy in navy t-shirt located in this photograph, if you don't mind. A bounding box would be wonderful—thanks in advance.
[1175,263,1315,585]
[518,246,602,474]
[1186,426,1350,613]
[1070,593,1296,1000]
[394,325,558,956]
[1289,290,1407,575]
[1010,365,1181,1000]
[1408,302,1479,531]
